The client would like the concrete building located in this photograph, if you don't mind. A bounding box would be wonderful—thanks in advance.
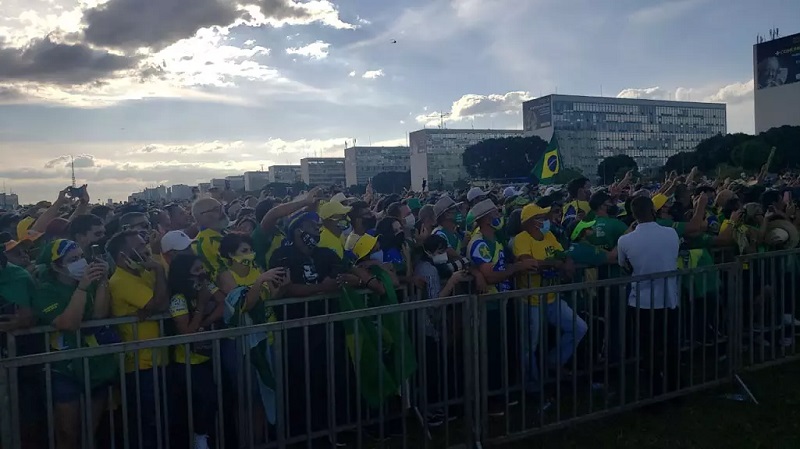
[410,129,524,191]
[210,179,227,190]
[268,165,301,184]
[169,184,194,201]
[345,146,410,187]
[244,171,271,191]
[0,193,19,210]
[300,158,346,186]
[754,31,800,133]
[198,182,211,193]
[523,94,726,178]
[225,175,245,191]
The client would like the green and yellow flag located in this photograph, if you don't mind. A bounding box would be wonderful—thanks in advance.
[532,135,561,184]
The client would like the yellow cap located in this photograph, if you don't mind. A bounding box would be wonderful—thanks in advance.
[352,234,378,260]
[652,193,669,211]
[521,204,551,223]
[318,201,352,219]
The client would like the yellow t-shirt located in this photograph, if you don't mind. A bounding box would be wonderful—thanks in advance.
[193,228,225,279]
[512,231,563,305]
[168,293,211,365]
[319,226,344,259]
[110,268,168,372]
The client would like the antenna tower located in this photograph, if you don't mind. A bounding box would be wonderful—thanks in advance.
[71,155,76,187]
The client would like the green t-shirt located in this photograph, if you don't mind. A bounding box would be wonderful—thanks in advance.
[588,216,627,251]
[657,218,687,238]
[566,242,608,267]
[32,270,118,387]
[0,263,34,311]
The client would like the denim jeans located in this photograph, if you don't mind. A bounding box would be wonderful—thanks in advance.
[527,300,588,388]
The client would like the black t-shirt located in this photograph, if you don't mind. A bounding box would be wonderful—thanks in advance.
[269,245,345,319]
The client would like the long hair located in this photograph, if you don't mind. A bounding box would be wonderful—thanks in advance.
[168,253,202,304]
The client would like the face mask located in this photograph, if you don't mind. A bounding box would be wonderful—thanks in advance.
[404,214,415,227]
[540,219,551,234]
[337,219,350,231]
[232,253,256,267]
[216,215,230,231]
[429,252,448,264]
[369,250,384,262]
[341,225,353,238]
[66,258,88,281]
[301,231,320,248]
[362,216,377,231]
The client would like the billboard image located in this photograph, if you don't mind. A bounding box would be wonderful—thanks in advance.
[525,96,552,130]
[755,32,800,90]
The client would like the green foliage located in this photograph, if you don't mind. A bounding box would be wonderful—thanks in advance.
[597,154,638,184]
[371,171,410,194]
[662,126,800,176]
[462,136,549,179]
[549,167,584,185]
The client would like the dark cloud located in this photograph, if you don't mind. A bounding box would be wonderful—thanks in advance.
[0,86,26,103]
[0,36,138,85]
[257,0,312,20]
[44,154,96,169]
[83,0,242,51]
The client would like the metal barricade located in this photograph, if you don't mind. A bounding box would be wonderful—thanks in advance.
[475,263,739,446]
[0,292,470,449]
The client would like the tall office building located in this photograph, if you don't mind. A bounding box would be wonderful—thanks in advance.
[244,171,270,191]
[301,158,346,186]
[410,129,523,191]
[268,165,301,184]
[225,175,245,191]
[210,178,227,190]
[0,193,19,210]
[345,146,410,187]
[754,31,800,133]
[169,184,194,201]
[523,94,726,177]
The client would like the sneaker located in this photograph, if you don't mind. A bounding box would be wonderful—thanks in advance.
[783,314,800,326]
[193,434,210,449]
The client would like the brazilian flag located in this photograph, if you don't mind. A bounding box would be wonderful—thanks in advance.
[532,135,561,184]
[338,266,417,408]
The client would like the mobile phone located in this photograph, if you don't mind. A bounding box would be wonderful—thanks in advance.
[90,244,102,263]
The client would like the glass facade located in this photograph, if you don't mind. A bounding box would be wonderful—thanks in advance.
[524,95,727,178]
[345,146,410,186]
[301,158,346,186]
[411,129,523,188]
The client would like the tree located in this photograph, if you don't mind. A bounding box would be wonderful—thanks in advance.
[731,139,771,171]
[462,136,549,179]
[371,171,410,194]
[549,167,584,185]
[597,155,638,185]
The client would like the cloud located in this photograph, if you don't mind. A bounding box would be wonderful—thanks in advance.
[629,0,705,25]
[251,0,355,29]
[0,35,139,85]
[135,141,246,155]
[348,70,356,77]
[706,79,753,105]
[415,91,532,126]
[44,154,97,169]
[82,0,242,51]
[616,86,674,100]
[362,69,384,79]
[286,40,330,59]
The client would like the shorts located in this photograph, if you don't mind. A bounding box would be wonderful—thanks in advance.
[51,372,110,404]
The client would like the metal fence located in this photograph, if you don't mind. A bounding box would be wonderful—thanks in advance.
[3,250,800,448]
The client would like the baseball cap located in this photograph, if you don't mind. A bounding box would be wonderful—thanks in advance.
[466,187,489,202]
[352,233,379,260]
[521,204,551,223]
[161,230,193,253]
[318,201,352,220]
[570,220,596,241]
[651,193,669,211]
[503,187,521,198]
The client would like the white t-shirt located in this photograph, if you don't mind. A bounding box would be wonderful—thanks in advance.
[617,222,680,309]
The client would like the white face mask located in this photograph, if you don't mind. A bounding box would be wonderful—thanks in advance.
[404,214,415,227]
[429,252,448,264]
[369,250,384,262]
[66,258,88,280]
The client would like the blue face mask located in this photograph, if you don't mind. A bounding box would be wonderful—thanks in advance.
[369,250,384,262]
[540,219,551,234]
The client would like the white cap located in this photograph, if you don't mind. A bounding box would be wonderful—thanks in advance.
[466,187,489,202]
[161,230,193,253]
[502,186,520,198]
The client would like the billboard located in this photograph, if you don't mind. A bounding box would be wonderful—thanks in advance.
[755,32,800,90]
[524,96,552,131]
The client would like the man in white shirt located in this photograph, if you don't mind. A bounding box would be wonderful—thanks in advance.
[617,196,680,396]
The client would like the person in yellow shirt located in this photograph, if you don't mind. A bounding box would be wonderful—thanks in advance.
[191,197,229,279]
[106,229,170,449]
[513,203,587,389]
[167,253,225,449]
[317,200,352,259]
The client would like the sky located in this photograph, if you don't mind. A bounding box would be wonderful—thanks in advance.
[0,0,796,203]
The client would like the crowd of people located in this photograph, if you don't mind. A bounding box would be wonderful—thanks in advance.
[2,166,800,449]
